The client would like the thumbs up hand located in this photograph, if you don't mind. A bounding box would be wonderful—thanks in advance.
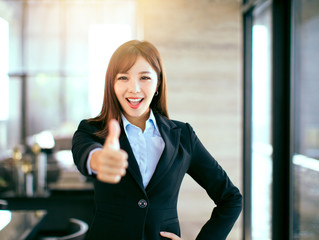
[105,119,121,150]
[90,119,128,183]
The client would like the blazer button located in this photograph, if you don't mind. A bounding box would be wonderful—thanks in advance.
[138,199,147,208]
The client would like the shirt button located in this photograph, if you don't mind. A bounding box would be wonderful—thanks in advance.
[138,199,147,208]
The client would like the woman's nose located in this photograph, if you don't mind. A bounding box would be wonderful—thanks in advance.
[128,79,140,93]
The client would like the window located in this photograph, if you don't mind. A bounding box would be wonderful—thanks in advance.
[0,17,9,152]
[292,0,319,238]
[243,0,319,239]
[0,17,9,121]
[1,0,136,148]
[251,4,272,239]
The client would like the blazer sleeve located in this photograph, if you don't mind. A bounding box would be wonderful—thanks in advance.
[72,120,104,176]
[186,123,242,240]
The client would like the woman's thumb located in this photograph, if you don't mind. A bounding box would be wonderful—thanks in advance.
[105,119,120,150]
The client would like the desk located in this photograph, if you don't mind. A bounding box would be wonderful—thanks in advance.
[0,210,46,240]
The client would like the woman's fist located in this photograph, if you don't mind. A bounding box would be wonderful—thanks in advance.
[91,119,128,183]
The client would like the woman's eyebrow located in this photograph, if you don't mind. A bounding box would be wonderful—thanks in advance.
[139,71,152,74]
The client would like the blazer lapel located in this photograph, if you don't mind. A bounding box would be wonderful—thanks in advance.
[146,114,181,192]
[119,130,145,191]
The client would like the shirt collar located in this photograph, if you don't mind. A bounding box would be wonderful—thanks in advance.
[121,109,160,135]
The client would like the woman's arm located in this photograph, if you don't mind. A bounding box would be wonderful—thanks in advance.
[186,123,242,240]
[72,120,104,176]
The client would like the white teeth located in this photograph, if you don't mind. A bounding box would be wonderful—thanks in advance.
[128,98,142,102]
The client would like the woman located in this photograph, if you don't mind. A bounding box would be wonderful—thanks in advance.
[72,40,242,240]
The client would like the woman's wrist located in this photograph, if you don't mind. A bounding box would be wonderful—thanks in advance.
[90,150,102,172]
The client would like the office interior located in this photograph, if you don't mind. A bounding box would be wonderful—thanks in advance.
[0,0,318,239]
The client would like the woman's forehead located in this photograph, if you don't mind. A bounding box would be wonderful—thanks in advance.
[117,54,154,73]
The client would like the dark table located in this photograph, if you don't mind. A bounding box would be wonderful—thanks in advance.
[0,210,47,240]
[0,170,95,233]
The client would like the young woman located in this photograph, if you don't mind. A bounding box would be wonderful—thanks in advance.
[72,40,242,240]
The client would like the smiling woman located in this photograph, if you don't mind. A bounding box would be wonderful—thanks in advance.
[72,40,242,240]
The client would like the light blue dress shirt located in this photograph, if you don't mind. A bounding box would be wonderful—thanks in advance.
[122,110,165,188]
[87,110,165,188]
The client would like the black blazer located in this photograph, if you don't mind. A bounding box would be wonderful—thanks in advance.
[72,113,242,240]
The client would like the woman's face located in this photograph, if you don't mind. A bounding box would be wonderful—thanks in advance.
[114,56,158,127]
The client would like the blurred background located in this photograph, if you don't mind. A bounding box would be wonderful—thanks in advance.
[0,0,318,240]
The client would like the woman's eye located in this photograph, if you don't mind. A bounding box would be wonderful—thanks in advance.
[141,76,151,80]
[117,76,128,80]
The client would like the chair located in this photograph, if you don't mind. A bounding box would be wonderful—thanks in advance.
[40,218,88,240]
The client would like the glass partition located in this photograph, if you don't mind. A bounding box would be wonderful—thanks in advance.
[292,0,319,238]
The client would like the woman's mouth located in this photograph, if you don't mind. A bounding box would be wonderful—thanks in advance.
[126,98,143,109]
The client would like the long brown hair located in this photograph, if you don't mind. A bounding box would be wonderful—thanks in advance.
[89,40,169,138]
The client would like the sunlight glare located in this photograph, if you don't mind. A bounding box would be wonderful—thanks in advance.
[88,24,132,117]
